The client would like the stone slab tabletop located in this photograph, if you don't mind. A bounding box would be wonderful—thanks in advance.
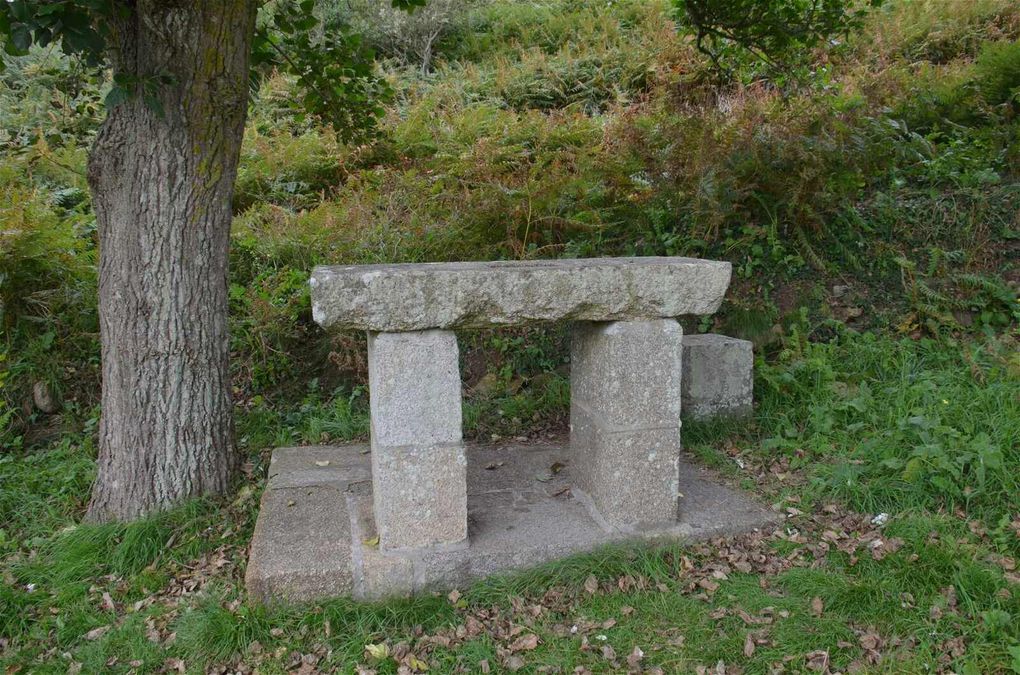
[310,256,732,332]
[246,441,780,603]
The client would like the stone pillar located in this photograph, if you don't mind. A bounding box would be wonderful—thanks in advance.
[570,319,683,531]
[367,330,467,551]
[681,334,753,420]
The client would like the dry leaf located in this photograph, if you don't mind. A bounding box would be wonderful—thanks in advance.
[364,643,389,660]
[743,633,755,658]
[810,596,824,617]
[510,634,540,652]
[601,645,616,660]
[805,650,830,672]
[85,626,110,641]
[697,578,720,593]
[407,655,429,672]
[626,646,644,668]
[584,575,599,594]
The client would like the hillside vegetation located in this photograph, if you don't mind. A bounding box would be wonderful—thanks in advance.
[1,0,1019,672]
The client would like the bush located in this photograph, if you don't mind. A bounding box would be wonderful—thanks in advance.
[0,160,98,430]
[320,0,475,72]
[974,39,1020,106]
[673,0,882,76]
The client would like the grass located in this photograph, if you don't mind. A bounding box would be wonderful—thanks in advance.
[3,330,1018,672]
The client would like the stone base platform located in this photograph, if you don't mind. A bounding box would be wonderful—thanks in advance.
[246,442,779,603]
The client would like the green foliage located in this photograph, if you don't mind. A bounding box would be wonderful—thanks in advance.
[673,0,883,75]
[0,46,103,151]
[752,328,1019,525]
[1,0,425,138]
[252,1,392,140]
[320,0,474,72]
[974,39,1020,106]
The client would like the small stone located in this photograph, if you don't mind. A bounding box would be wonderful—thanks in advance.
[32,381,59,414]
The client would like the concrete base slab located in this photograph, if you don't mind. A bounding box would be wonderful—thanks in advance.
[246,442,780,603]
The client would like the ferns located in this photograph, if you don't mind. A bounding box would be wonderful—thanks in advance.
[895,251,1018,333]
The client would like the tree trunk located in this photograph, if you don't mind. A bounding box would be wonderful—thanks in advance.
[86,1,257,522]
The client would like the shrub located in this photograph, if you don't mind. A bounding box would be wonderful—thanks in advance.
[974,39,1020,106]
[0,161,99,428]
[673,0,883,75]
[321,0,475,72]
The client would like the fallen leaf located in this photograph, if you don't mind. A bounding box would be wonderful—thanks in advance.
[447,589,461,604]
[743,633,755,658]
[314,460,330,467]
[85,626,110,641]
[584,575,599,594]
[601,645,616,660]
[365,643,389,660]
[510,634,540,652]
[805,650,829,672]
[697,578,720,593]
[627,646,644,668]
[810,596,824,617]
[363,536,380,548]
[407,655,429,672]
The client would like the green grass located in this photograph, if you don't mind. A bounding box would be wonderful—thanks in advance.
[3,330,1018,673]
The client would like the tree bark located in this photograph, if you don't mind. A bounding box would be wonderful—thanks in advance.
[86,1,257,522]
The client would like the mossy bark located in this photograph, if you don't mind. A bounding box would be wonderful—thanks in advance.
[85,1,257,522]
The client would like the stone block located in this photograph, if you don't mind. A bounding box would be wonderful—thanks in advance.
[367,329,467,550]
[570,402,680,530]
[245,484,354,604]
[681,334,753,419]
[367,330,461,447]
[311,257,731,331]
[245,444,781,602]
[371,441,468,551]
[569,319,683,530]
[570,319,683,429]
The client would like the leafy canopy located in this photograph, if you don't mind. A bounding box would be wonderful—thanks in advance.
[0,0,426,139]
[673,0,883,73]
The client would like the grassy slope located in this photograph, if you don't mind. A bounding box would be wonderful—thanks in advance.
[1,0,1020,672]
